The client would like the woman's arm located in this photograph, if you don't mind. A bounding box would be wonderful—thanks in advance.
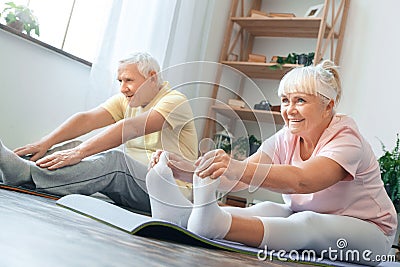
[196,149,348,194]
[242,156,348,193]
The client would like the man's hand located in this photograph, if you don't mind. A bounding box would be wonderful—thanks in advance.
[36,148,84,170]
[150,150,196,183]
[149,149,164,169]
[14,141,52,162]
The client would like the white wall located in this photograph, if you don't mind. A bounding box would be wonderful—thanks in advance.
[339,0,400,156]
[0,30,92,149]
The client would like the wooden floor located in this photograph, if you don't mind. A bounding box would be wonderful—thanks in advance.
[0,189,308,267]
[2,188,399,267]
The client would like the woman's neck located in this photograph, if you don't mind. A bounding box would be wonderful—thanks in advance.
[299,115,334,160]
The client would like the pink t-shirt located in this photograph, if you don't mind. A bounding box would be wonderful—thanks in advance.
[260,114,397,236]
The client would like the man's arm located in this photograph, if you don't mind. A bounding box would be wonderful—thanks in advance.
[36,109,166,170]
[14,107,115,161]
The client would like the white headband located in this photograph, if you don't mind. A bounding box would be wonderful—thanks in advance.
[316,66,337,100]
[318,86,337,101]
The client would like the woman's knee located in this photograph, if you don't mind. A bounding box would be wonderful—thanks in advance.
[248,201,293,217]
[287,210,319,225]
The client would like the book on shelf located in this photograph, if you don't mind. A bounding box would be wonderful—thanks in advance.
[228,99,246,108]
[249,10,296,19]
[267,12,296,18]
[249,9,268,18]
[248,53,266,63]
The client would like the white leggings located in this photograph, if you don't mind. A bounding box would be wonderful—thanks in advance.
[222,201,394,266]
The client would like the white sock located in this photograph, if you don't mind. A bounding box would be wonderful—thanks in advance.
[146,152,193,227]
[0,140,33,185]
[187,174,232,239]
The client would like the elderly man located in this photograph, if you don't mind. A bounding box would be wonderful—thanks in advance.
[0,52,198,213]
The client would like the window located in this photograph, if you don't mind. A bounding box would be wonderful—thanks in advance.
[0,0,112,63]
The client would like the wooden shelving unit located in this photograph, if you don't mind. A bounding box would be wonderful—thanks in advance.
[202,0,350,140]
[231,17,337,38]
[222,61,299,79]
[212,104,284,124]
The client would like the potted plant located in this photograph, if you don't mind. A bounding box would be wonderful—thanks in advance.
[248,134,262,155]
[269,52,315,70]
[1,2,40,36]
[213,128,234,154]
[231,135,262,160]
[378,134,400,212]
[306,52,315,66]
[297,53,308,65]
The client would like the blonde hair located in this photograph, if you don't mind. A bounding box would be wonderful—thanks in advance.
[277,60,342,106]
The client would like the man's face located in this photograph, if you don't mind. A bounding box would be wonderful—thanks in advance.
[117,63,159,107]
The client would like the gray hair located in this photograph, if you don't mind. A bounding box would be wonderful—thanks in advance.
[278,60,342,106]
[118,52,163,87]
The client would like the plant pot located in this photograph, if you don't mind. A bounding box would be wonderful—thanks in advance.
[297,54,308,65]
[394,199,400,213]
[249,143,260,155]
[7,20,24,32]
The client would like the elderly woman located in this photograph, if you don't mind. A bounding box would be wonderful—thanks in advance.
[147,60,396,265]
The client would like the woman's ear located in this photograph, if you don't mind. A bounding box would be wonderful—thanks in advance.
[325,99,335,115]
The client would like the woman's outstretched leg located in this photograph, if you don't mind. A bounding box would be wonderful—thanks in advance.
[257,211,393,266]
[146,152,193,227]
[187,175,267,246]
[187,175,233,239]
[222,201,293,218]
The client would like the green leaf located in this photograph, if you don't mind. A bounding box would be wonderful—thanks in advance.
[1,2,40,36]
[5,2,17,9]
[269,64,282,70]
[378,134,400,205]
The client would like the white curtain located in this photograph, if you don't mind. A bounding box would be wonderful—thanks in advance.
[87,0,229,139]
[163,0,217,67]
[87,0,224,108]
[87,0,178,108]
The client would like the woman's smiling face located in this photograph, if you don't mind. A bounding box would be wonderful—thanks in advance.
[280,92,332,136]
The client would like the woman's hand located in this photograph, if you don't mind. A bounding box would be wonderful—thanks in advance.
[36,148,84,170]
[14,141,52,162]
[195,149,246,181]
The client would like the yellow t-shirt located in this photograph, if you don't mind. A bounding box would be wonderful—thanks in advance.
[101,82,198,199]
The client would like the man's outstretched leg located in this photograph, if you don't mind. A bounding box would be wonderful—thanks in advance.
[1,140,150,212]
[30,149,151,212]
[146,152,193,227]
[0,140,34,185]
